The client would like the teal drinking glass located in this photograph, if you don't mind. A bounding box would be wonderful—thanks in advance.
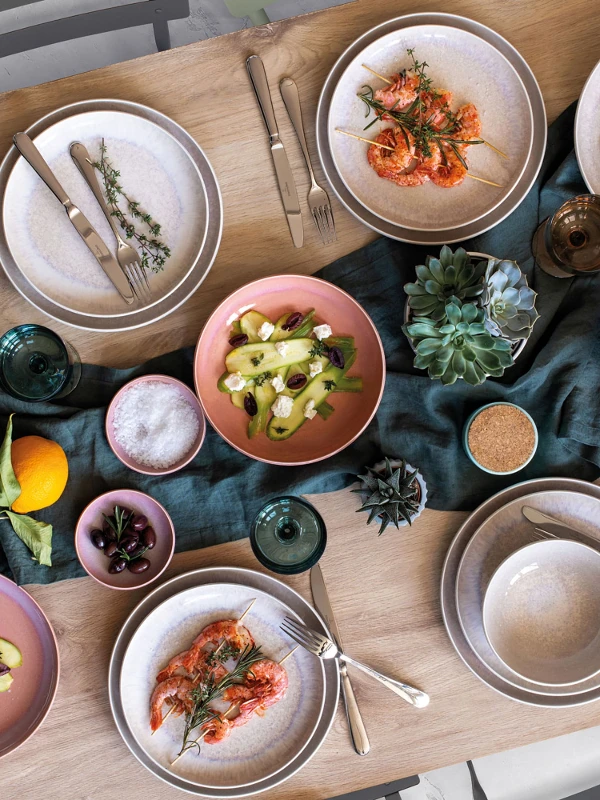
[0,324,81,402]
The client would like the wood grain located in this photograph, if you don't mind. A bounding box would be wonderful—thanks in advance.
[0,0,598,367]
[1,489,599,800]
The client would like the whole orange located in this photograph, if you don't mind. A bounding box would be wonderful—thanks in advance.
[10,436,68,513]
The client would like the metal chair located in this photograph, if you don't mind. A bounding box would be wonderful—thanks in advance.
[327,775,420,800]
[223,0,279,26]
[0,0,190,56]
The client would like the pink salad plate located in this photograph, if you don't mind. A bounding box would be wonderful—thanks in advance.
[75,489,175,590]
[105,375,206,476]
[194,274,385,465]
[0,574,59,758]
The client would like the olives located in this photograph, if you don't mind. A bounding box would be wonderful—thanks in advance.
[90,503,157,579]
[244,392,258,417]
[328,346,345,369]
[287,372,307,390]
[282,311,304,331]
[229,333,249,347]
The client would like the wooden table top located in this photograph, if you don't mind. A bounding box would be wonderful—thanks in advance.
[1,1,600,798]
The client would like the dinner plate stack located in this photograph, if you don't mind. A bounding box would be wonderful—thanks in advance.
[575,58,600,193]
[316,13,547,245]
[441,478,600,707]
[108,567,339,797]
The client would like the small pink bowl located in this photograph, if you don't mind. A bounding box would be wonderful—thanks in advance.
[105,374,206,475]
[75,489,175,590]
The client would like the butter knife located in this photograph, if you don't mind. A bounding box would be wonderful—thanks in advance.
[522,505,598,546]
[246,55,303,248]
[13,132,134,305]
[310,563,370,756]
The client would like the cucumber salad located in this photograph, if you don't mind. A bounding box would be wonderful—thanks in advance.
[218,309,363,440]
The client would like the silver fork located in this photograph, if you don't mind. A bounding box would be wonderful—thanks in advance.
[69,142,151,304]
[280,77,336,245]
[281,616,429,708]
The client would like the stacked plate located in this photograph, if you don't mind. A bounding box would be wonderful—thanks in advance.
[0,99,222,331]
[442,478,600,706]
[575,58,600,193]
[108,567,339,796]
[316,13,547,244]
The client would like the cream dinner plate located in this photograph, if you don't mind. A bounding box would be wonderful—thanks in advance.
[120,582,325,790]
[575,58,600,193]
[329,24,533,232]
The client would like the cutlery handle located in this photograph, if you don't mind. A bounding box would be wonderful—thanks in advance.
[279,77,316,181]
[13,132,71,206]
[247,55,279,140]
[339,665,370,756]
[340,654,430,709]
[69,142,121,241]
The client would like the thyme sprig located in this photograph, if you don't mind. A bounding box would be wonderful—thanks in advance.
[178,644,263,758]
[92,139,171,273]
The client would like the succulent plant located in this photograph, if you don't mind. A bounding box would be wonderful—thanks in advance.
[404,245,487,321]
[403,299,514,386]
[482,259,539,341]
[353,458,422,533]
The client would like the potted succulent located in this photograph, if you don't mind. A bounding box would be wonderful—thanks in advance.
[403,246,539,386]
[353,457,427,533]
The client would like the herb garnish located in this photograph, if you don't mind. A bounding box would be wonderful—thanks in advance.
[274,427,288,434]
[93,139,171,273]
[309,341,329,358]
[323,380,337,391]
[104,504,150,564]
[251,353,265,367]
[254,371,272,387]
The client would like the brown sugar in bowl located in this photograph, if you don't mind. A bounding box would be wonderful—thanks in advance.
[463,402,538,474]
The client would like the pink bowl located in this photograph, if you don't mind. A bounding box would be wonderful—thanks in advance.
[105,375,206,475]
[75,489,175,590]
[194,274,386,465]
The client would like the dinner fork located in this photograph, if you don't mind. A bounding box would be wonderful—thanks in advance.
[279,77,336,245]
[280,616,429,708]
[69,142,151,304]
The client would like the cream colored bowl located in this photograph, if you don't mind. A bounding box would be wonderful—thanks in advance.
[483,539,600,686]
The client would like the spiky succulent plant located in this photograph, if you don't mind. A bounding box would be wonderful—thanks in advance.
[403,299,514,385]
[482,259,539,341]
[353,458,421,533]
[404,245,487,322]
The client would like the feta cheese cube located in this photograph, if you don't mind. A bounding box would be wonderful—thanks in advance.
[303,399,317,420]
[309,360,323,378]
[258,321,275,341]
[271,375,285,393]
[224,371,246,392]
[313,323,332,341]
[274,341,289,357]
[271,395,294,419]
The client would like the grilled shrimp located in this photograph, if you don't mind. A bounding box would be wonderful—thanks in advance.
[367,128,415,180]
[374,71,419,112]
[430,144,468,188]
[150,676,195,731]
[223,659,289,711]
[451,103,481,141]
[201,714,233,745]
[156,648,228,683]
[183,620,254,673]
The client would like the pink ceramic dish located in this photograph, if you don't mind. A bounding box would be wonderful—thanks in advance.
[194,274,386,465]
[105,375,206,475]
[75,489,175,591]
[0,574,59,759]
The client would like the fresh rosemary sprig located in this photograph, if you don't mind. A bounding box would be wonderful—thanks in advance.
[178,644,263,758]
[92,139,171,274]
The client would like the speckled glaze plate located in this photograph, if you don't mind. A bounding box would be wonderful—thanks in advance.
[456,490,600,696]
[316,13,547,244]
[442,478,600,707]
[575,58,600,193]
[109,568,339,797]
[329,24,532,232]
[120,583,325,789]
[0,99,222,331]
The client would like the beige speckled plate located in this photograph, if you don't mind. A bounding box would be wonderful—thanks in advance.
[575,58,600,193]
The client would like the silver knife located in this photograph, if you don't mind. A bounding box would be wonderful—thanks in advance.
[310,563,370,756]
[246,55,303,248]
[521,505,592,539]
[13,132,135,305]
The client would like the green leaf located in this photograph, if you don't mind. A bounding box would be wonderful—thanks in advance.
[461,304,478,324]
[0,415,21,510]
[404,283,427,297]
[446,303,461,326]
[4,511,52,566]
[439,246,453,268]
[415,265,434,283]
[428,258,445,284]
[424,280,442,295]
[409,294,438,310]
[416,338,442,355]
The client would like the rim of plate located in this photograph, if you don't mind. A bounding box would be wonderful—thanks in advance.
[455,489,600,696]
[327,22,534,232]
[108,567,340,797]
[0,574,60,759]
[0,99,223,331]
[119,581,326,789]
[316,12,547,245]
[441,477,600,707]
[193,273,386,466]
[575,58,600,194]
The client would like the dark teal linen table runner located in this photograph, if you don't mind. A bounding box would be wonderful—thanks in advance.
[2,102,599,585]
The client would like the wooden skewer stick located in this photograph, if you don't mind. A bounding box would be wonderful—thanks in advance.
[362,64,391,83]
[465,173,503,188]
[336,129,395,151]
[482,140,508,160]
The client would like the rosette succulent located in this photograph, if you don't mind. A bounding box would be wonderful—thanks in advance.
[404,245,487,321]
[403,300,514,386]
[353,458,423,533]
[482,259,539,341]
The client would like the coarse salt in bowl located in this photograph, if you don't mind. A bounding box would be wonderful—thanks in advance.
[106,375,206,475]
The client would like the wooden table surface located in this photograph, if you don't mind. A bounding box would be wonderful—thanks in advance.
[1,1,600,798]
